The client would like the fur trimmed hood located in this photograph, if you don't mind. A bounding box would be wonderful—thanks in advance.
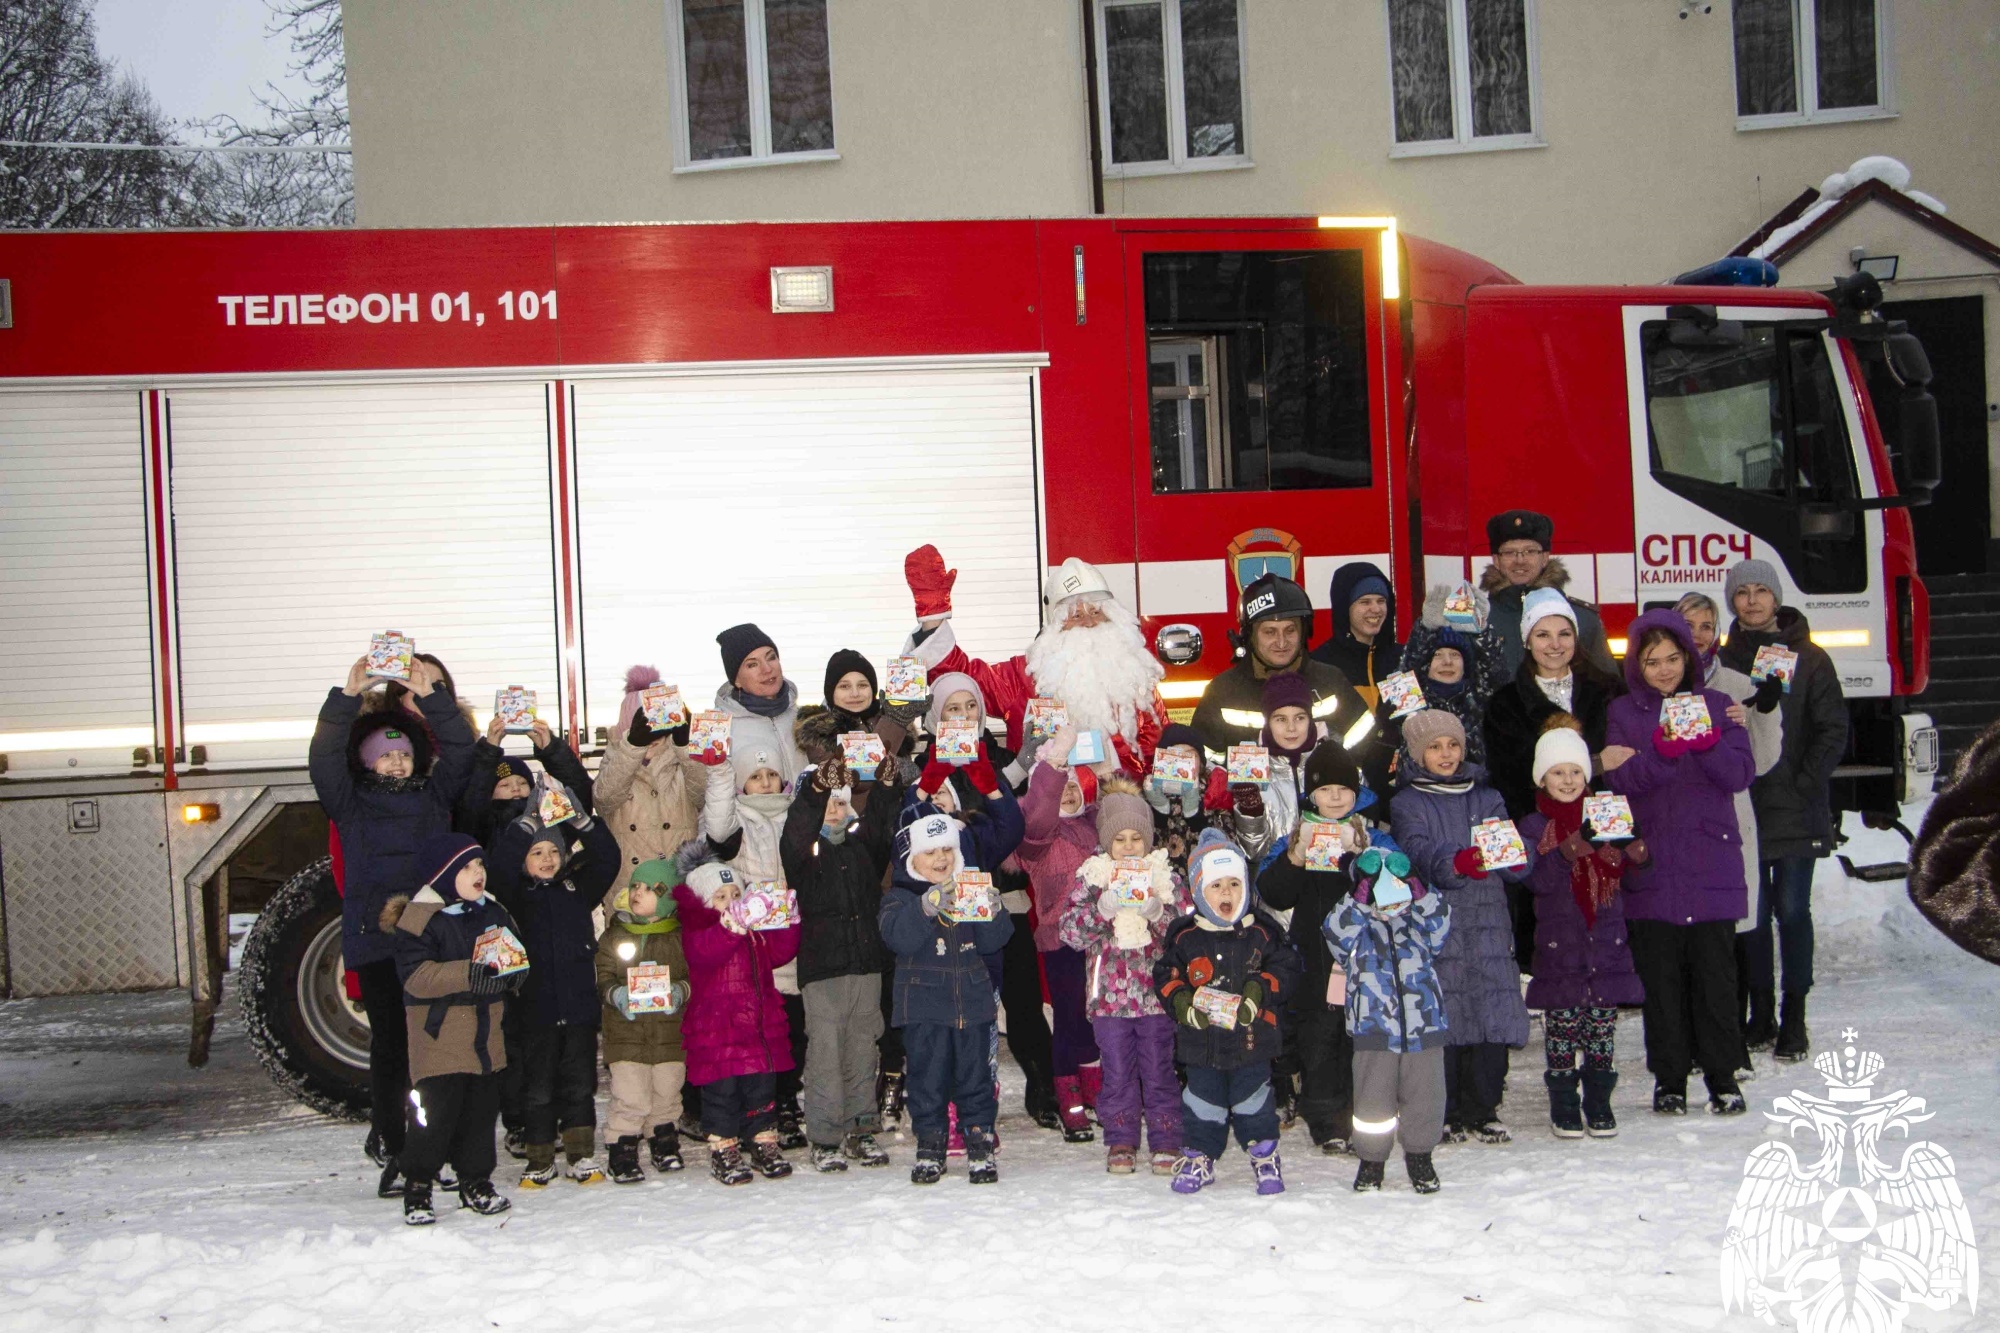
[1478,555,1575,597]
[346,706,438,778]
[380,884,448,934]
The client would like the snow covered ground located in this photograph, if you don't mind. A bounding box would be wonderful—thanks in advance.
[2,811,1993,1333]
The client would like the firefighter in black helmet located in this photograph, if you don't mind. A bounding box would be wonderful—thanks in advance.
[1189,572,1372,771]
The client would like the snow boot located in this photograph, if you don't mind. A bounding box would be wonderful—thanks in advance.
[1406,1151,1441,1195]
[1317,1136,1352,1157]
[435,1164,457,1190]
[877,1070,906,1128]
[1708,1091,1748,1116]
[608,1136,645,1184]
[1743,988,1778,1052]
[563,1129,604,1184]
[402,1179,435,1226]
[364,1129,390,1168]
[1353,1159,1385,1192]
[775,1100,809,1151]
[1774,992,1810,1063]
[502,1128,528,1161]
[709,1138,753,1186]
[749,1131,794,1179]
[810,1143,849,1173]
[1580,1069,1619,1137]
[1545,1069,1585,1139]
[1441,1122,1469,1144]
[676,1110,705,1141]
[1249,1139,1285,1195]
[648,1124,685,1173]
[1105,1145,1138,1175]
[1170,1148,1214,1195]
[910,1139,946,1185]
[376,1156,404,1199]
[841,1132,890,1167]
[1023,1075,1061,1131]
[519,1142,560,1188]
[1652,1085,1688,1116]
[1471,1118,1512,1144]
[458,1179,510,1215]
[1077,1063,1103,1118]
[1053,1075,1095,1143]
[1150,1149,1179,1176]
[965,1127,997,1184]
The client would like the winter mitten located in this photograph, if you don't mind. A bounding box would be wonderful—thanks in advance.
[1686,725,1722,753]
[1238,977,1264,1027]
[916,759,954,798]
[905,545,958,620]
[1750,675,1784,714]
[1623,837,1650,867]
[1557,829,1592,863]
[627,709,655,747]
[1451,846,1487,878]
[1651,727,1695,760]
[815,756,852,793]
[1138,889,1166,923]
[1420,583,1451,630]
[1201,765,1234,813]
[921,887,946,919]
[668,980,690,1013]
[468,962,508,995]
[1231,783,1265,818]
[963,750,1001,799]
[669,720,691,747]
[1171,989,1207,1029]
[611,984,639,1021]
[1095,888,1122,922]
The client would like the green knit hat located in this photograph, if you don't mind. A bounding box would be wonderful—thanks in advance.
[612,858,684,917]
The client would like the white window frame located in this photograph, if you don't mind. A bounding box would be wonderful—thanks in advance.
[665,0,840,173]
[1094,0,1254,179]
[1732,0,1896,132]
[1383,0,1544,159]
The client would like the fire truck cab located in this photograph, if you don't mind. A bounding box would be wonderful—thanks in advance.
[0,215,1939,1114]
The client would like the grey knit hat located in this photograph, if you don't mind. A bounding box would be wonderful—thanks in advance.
[1723,558,1783,612]
[1401,709,1466,758]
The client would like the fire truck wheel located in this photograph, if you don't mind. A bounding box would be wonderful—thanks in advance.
[237,857,370,1120]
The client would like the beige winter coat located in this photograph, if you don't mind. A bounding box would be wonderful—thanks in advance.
[595,732,707,876]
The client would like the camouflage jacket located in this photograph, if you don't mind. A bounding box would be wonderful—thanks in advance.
[1326,890,1452,1054]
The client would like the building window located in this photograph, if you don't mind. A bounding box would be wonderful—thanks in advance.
[673,0,835,169]
[1385,0,1540,157]
[1096,0,1250,177]
[1732,0,1893,128]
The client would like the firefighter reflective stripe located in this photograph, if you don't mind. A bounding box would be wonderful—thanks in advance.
[0,391,156,775]
[1342,711,1376,750]
[164,381,560,762]
[570,366,1043,729]
[1221,708,1264,729]
[1312,694,1344,719]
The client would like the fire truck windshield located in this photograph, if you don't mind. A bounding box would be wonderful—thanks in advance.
[1641,319,1867,594]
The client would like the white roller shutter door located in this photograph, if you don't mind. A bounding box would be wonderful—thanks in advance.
[0,390,156,776]
[573,366,1043,732]
[166,381,561,765]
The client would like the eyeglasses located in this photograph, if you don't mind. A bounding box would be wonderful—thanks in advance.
[1496,545,1545,559]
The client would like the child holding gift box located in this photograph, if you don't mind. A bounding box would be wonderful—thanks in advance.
[674,861,804,1185]
[1233,673,1324,865]
[383,833,521,1225]
[1327,848,1453,1195]
[1152,830,1301,1196]
[1601,609,1756,1117]
[1058,776,1191,1175]
[1389,710,1532,1145]
[1518,718,1650,1139]
[595,858,694,1182]
[487,784,621,1188]
[879,783,1022,1186]
[595,664,706,879]
[1391,583,1507,768]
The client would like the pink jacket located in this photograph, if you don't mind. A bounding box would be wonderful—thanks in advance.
[1016,760,1101,952]
[672,884,801,1086]
[1057,849,1190,1020]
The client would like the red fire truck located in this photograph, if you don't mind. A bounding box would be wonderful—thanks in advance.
[0,216,1939,1115]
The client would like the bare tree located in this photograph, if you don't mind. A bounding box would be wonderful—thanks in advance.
[205,0,352,225]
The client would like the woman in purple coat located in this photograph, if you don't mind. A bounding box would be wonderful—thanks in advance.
[1600,610,1755,1118]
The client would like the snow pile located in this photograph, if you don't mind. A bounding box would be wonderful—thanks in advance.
[1748,155,1949,260]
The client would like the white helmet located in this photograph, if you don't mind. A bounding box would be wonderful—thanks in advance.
[1044,557,1112,607]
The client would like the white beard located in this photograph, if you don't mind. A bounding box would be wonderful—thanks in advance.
[1025,600,1163,744]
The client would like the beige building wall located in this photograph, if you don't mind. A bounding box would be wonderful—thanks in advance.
[346,1,2000,285]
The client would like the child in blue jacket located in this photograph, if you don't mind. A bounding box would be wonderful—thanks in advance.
[1328,849,1452,1195]
[878,760,1022,1186]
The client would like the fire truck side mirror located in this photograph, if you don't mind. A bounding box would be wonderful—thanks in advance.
[1883,330,1941,500]
[1662,305,1745,348]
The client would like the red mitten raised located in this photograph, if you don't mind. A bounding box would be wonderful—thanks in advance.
[1201,764,1234,812]
[917,759,954,798]
[963,747,1000,798]
[1452,846,1488,878]
[1652,727,1695,760]
[905,545,958,620]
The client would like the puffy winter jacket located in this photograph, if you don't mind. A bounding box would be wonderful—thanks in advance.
[461,732,595,844]
[595,912,690,1066]
[1056,849,1190,1020]
[1189,657,1371,761]
[711,681,807,785]
[1152,908,1300,1071]
[1255,852,1356,1004]
[595,731,706,876]
[1327,889,1451,1054]
[311,688,478,968]
[1389,763,1531,1047]
[1718,608,1847,861]
[489,814,621,1029]
[389,886,516,1082]
[1517,808,1645,1010]
[780,774,900,986]
[1604,610,1757,925]
[671,884,801,1085]
[1482,660,1622,821]
[1393,585,1507,769]
[878,787,1022,1028]
[1310,560,1403,708]
[1016,760,1100,952]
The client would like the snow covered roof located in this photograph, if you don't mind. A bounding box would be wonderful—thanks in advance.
[1731,155,2000,271]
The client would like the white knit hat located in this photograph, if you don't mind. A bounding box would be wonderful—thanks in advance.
[902,809,965,880]
[685,862,742,907]
[1532,726,1593,784]
[1521,586,1578,640]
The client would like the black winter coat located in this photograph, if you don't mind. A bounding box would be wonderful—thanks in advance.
[1153,910,1301,1071]
[1255,855,1353,1005]
[311,688,478,968]
[1482,661,1621,821]
[489,815,621,1028]
[781,778,901,986]
[1311,561,1403,704]
[1719,609,1847,860]
[461,734,596,844]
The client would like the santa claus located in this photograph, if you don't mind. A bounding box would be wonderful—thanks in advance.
[901,545,1166,778]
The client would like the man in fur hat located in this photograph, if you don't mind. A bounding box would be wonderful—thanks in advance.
[1481,510,1616,679]
[900,545,1166,777]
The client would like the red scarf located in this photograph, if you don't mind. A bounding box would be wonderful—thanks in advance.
[1534,791,1622,927]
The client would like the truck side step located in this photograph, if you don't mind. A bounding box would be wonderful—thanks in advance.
[1836,855,1910,883]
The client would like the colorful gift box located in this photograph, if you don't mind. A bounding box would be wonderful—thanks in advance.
[639,684,687,731]
[1582,792,1635,842]
[1471,817,1528,870]
[1025,697,1069,741]
[1379,670,1428,718]
[949,871,998,923]
[935,719,980,766]
[365,631,414,682]
[885,657,929,705]
[1192,984,1242,1031]
[537,778,577,826]
[1110,858,1152,909]
[840,731,887,781]
[688,711,732,763]
[473,925,529,976]
[736,883,798,931]
[1750,644,1799,694]
[494,686,537,734]
[1663,692,1714,741]
[1226,744,1271,785]
[1068,729,1108,766]
[1301,819,1351,871]
[625,962,676,1013]
[1441,583,1480,631]
[1150,748,1200,796]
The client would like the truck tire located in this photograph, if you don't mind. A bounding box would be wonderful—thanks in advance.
[237,856,371,1120]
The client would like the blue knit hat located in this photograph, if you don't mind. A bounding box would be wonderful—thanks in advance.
[419,832,484,892]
